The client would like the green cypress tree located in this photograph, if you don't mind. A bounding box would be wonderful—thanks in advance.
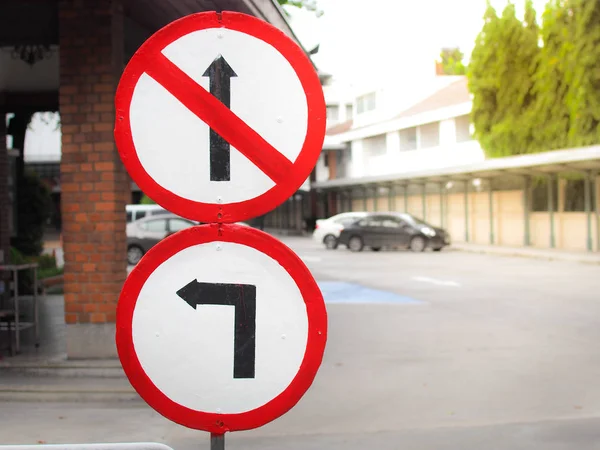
[530,0,572,151]
[488,2,540,156]
[565,0,600,146]
[468,2,501,156]
[469,1,540,157]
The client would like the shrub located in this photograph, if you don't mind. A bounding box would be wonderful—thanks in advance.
[10,171,53,257]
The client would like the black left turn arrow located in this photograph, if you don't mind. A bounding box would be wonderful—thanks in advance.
[202,55,237,182]
[176,280,256,379]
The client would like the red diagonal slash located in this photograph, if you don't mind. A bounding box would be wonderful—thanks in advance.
[143,52,294,185]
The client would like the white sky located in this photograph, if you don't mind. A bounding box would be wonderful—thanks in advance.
[285,0,547,84]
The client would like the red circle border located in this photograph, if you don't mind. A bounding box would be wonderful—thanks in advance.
[116,224,328,432]
[114,11,326,224]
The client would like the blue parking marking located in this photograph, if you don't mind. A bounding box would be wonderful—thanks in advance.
[317,281,423,305]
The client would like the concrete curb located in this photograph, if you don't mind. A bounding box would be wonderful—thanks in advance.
[450,245,600,265]
[0,371,140,402]
[0,359,125,378]
[0,389,141,402]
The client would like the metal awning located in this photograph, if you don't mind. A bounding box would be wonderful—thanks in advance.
[313,145,600,189]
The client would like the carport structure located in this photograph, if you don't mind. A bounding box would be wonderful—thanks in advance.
[312,146,600,252]
[0,0,301,358]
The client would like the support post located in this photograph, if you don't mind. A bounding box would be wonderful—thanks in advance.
[439,182,444,228]
[404,185,409,212]
[388,184,395,211]
[373,186,379,211]
[464,180,469,242]
[362,187,368,211]
[290,196,296,230]
[548,174,555,248]
[488,179,494,244]
[523,175,531,246]
[59,0,129,358]
[295,194,303,232]
[421,183,427,220]
[348,189,353,212]
[211,433,225,450]
[585,171,593,251]
[595,172,600,252]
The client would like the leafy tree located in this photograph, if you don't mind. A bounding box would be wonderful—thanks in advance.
[277,0,323,17]
[468,2,501,155]
[10,171,53,256]
[490,2,540,156]
[438,48,466,75]
[140,194,156,205]
[565,0,600,147]
[469,1,541,157]
[530,0,572,151]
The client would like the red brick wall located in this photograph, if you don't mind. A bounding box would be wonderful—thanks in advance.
[0,105,9,264]
[59,0,129,325]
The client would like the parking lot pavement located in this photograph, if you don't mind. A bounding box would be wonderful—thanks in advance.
[10,235,600,450]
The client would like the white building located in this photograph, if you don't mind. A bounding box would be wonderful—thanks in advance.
[316,75,485,183]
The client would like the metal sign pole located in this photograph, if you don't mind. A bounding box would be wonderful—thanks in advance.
[210,434,224,450]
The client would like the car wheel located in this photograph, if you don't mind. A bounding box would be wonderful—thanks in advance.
[323,234,338,250]
[348,236,364,252]
[410,236,427,252]
[371,247,382,252]
[127,245,145,265]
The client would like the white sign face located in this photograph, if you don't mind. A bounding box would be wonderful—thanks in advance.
[117,223,327,432]
[129,28,307,204]
[132,241,308,414]
[114,11,326,224]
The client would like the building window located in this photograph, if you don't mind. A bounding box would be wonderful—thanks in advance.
[455,114,471,142]
[346,104,353,120]
[363,134,387,157]
[326,105,339,121]
[399,127,417,151]
[532,179,559,212]
[418,122,440,149]
[564,179,596,212]
[356,92,376,114]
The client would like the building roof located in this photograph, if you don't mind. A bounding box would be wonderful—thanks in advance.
[325,76,471,142]
[393,77,469,120]
[326,120,353,136]
[313,145,600,189]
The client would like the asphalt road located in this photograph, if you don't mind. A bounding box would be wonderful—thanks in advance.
[3,237,600,449]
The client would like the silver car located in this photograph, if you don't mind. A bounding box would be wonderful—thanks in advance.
[127,214,197,265]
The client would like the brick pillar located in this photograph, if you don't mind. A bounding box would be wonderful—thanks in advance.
[0,106,9,264]
[59,0,128,358]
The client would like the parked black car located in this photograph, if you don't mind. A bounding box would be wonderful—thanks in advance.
[338,213,450,252]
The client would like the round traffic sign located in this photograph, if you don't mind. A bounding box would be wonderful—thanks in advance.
[114,11,326,223]
[116,224,327,432]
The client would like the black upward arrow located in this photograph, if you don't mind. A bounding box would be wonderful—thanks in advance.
[203,55,237,182]
[176,280,256,379]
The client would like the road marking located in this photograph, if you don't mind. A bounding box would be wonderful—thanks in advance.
[412,276,461,287]
[318,282,423,304]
